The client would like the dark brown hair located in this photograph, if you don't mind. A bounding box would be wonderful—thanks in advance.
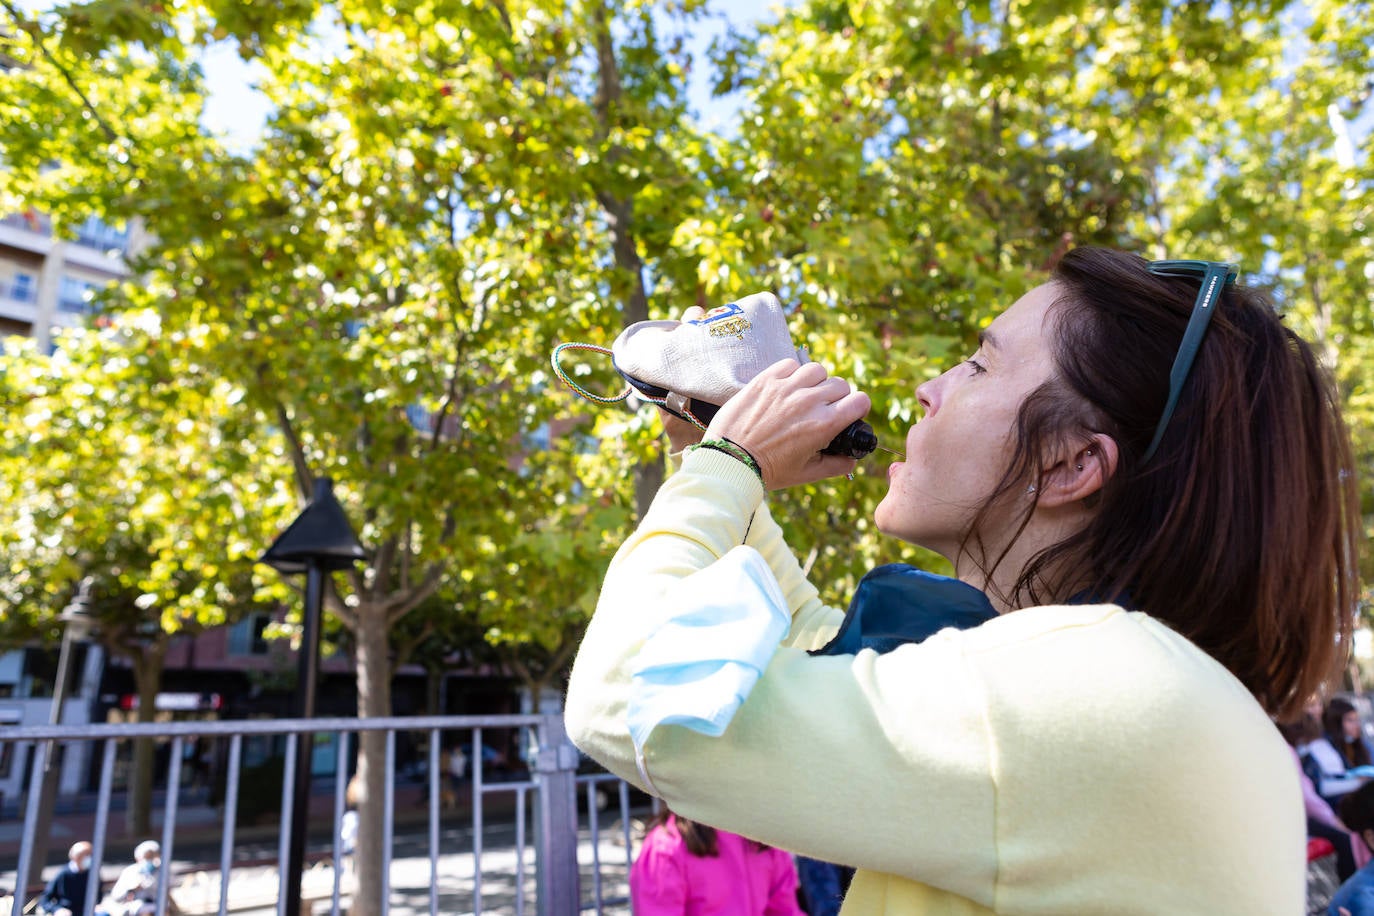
[1341,781,1374,843]
[969,246,1359,720]
[644,808,769,857]
[1277,713,1323,748]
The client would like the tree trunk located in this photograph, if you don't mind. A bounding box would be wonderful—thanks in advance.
[591,0,661,523]
[349,605,392,916]
[126,643,165,836]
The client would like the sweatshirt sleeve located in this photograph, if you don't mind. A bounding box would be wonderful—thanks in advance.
[564,448,998,903]
[742,500,845,651]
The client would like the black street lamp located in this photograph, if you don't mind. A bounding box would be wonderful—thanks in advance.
[260,477,366,916]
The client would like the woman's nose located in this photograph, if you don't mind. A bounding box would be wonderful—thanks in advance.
[916,374,942,416]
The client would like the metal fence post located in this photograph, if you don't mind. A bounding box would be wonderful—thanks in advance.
[533,714,580,916]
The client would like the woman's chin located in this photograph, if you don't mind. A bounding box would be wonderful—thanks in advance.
[873,504,918,546]
[873,499,896,536]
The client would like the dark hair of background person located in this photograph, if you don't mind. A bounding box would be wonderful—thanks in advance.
[1340,782,1374,843]
[644,809,769,857]
[960,246,1359,720]
[1324,697,1373,768]
[1278,715,1324,748]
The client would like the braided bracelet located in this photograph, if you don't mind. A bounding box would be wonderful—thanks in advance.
[688,438,764,482]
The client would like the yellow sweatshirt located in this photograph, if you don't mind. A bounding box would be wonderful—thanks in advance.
[564,449,1304,914]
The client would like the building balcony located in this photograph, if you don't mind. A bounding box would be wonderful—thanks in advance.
[0,291,39,325]
[0,212,133,277]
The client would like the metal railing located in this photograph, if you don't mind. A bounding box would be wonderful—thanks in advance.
[2,714,641,916]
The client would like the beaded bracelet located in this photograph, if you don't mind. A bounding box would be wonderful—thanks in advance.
[688,437,764,482]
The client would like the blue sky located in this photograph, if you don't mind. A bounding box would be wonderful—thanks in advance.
[200,0,789,151]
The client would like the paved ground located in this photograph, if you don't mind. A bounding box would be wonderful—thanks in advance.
[1,785,641,916]
[166,824,635,916]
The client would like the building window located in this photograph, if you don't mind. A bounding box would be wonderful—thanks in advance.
[6,272,36,303]
[73,216,129,254]
[58,277,97,313]
[227,614,271,656]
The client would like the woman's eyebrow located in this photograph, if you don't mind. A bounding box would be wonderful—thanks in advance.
[978,329,1000,350]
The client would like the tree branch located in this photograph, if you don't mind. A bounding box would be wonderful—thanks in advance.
[0,0,120,144]
[391,618,434,671]
[259,380,313,499]
[384,562,446,626]
[324,577,359,631]
[371,535,397,599]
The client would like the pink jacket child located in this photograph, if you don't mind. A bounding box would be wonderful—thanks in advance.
[630,812,806,915]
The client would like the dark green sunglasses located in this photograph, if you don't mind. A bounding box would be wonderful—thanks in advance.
[1141,259,1240,462]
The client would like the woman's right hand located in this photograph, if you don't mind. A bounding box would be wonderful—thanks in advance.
[708,357,870,489]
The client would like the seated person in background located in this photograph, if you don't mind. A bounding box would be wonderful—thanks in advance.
[630,808,805,915]
[1281,719,1368,882]
[99,840,170,916]
[1329,783,1374,915]
[1329,699,1374,770]
[1309,699,1374,807]
[36,841,94,916]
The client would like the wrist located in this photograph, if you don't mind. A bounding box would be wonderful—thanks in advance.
[688,438,764,482]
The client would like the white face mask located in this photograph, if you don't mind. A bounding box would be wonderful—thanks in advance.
[76,856,91,870]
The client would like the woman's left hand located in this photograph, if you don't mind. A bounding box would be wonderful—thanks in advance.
[707,357,870,489]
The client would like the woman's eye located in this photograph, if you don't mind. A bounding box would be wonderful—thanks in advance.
[964,358,987,375]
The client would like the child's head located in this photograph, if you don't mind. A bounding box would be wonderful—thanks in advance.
[645,807,771,857]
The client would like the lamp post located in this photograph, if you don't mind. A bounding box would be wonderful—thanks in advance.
[260,477,365,916]
[15,578,93,904]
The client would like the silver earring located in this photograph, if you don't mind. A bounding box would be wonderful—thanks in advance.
[1076,463,1083,471]
[1026,483,1037,494]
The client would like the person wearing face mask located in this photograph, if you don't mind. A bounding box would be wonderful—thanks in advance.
[564,247,1361,915]
[36,841,94,916]
[101,840,165,916]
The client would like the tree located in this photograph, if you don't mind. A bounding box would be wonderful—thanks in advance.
[0,0,715,910]
[0,317,295,833]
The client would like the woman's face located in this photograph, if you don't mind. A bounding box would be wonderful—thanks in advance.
[876,282,1061,560]
[1344,710,1362,741]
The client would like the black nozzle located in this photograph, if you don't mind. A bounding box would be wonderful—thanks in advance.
[820,420,878,459]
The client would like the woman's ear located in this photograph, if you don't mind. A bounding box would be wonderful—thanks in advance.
[1036,434,1119,509]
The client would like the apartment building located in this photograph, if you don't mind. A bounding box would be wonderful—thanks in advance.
[0,208,144,349]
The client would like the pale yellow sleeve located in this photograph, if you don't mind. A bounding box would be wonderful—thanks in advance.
[563,448,999,903]
[743,500,845,650]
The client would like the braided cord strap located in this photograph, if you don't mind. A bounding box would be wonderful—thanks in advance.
[550,341,711,431]
[550,342,632,404]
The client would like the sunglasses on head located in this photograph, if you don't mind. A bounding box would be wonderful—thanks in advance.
[1140,260,1240,463]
